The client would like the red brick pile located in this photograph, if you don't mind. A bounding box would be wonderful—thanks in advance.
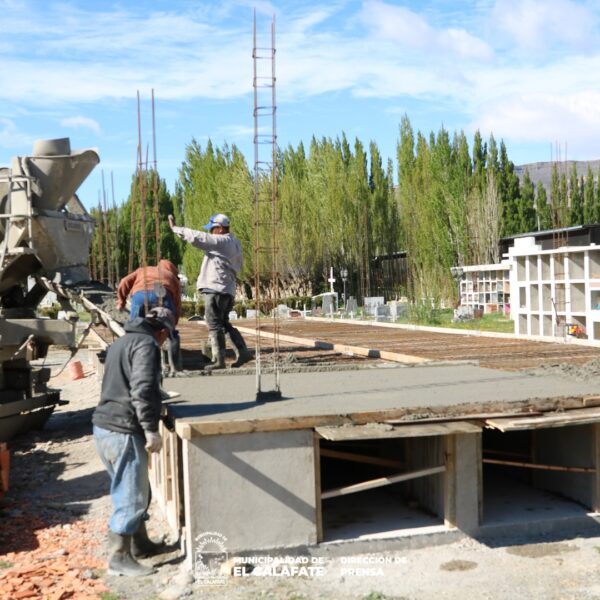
[0,516,110,599]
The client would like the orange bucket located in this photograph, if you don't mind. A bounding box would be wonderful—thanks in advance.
[69,360,84,380]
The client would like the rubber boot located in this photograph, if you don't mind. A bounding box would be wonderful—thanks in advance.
[205,331,226,371]
[227,328,253,368]
[108,533,156,577]
[132,521,167,558]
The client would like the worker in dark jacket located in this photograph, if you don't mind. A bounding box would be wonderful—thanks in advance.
[92,306,175,577]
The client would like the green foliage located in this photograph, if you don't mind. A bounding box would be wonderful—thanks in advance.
[87,115,542,310]
[536,183,552,230]
[397,118,513,305]
[406,302,443,325]
[178,139,253,287]
[38,304,60,319]
[89,170,182,286]
[518,169,537,232]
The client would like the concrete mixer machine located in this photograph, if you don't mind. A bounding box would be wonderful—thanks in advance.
[0,138,99,441]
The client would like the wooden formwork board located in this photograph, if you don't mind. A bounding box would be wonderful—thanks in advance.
[148,422,182,534]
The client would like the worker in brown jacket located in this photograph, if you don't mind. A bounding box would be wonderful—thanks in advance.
[117,259,182,323]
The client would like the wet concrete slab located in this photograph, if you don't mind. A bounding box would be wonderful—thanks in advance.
[164,363,600,426]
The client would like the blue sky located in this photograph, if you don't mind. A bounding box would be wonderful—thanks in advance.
[1,0,600,209]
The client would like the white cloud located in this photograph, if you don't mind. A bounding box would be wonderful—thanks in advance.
[0,118,32,148]
[360,0,494,61]
[472,91,600,157]
[491,0,596,51]
[2,0,600,164]
[217,124,256,138]
[61,116,101,135]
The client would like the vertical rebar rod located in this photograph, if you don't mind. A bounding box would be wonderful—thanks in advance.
[152,88,161,265]
[137,90,149,315]
[111,171,120,284]
[101,170,113,288]
[96,192,105,283]
[270,15,281,391]
[253,10,262,393]
[253,11,281,397]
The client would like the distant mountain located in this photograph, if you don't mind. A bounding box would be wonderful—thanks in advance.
[515,160,600,190]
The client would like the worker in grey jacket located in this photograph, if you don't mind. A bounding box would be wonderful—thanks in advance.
[168,213,252,369]
[93,306,175,576]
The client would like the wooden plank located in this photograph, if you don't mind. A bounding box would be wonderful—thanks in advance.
[385,411,543,425]
[316,421,481,441]
[176,397,596,437]
[584,396,600,407]
[235,326,430,364]
[483,458,595,473]
[87,327,109,350]
[176,422,193,439]
[320,447,406,470]
[486,407,600,432]
[321,465,446,500]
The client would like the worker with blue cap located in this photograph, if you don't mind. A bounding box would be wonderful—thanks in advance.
[167,213,252,369]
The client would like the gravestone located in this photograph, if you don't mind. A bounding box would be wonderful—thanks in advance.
[346,297,358,314]
[276,304,290,318]
[363,296,385,317]
[322,295,335,316]
[376,304,391,321]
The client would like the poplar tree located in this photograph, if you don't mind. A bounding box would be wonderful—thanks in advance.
[518,169,537,233]
[568,164,584,226]
[583,166,597,223]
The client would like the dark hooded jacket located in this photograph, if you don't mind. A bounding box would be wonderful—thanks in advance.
[92,318,162,435]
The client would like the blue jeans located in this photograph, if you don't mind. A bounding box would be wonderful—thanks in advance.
[130,290,176,320]
[93,425,149,535]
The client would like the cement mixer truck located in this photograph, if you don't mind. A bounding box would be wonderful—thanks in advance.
[0,138,116,441]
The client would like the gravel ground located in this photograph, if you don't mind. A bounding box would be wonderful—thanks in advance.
[3,350,600,599]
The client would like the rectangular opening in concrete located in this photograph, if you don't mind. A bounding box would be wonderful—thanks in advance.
[531,313,540,335]
[530,257,539,281]
[571,283,586,313]
[319,436,446,542]
[542,255,551,280]
[543,314,553,336]
[481,427,595,529]
[517,257,526,281]
[590,250,600,278]
[542,284,552,311]
[553,254,566,280]
[570,252,585,279]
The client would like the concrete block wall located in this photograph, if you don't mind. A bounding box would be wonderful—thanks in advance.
[182,429,318,563]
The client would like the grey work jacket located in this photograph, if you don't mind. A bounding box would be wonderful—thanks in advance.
[172,226,242,297]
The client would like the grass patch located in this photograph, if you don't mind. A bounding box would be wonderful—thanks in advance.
[0,560,13,569]
[99,593,120,600]
[398,308,514,333]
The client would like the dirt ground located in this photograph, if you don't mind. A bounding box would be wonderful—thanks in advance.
[4,347,600,599]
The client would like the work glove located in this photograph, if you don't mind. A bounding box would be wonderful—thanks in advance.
[144,430,162,453]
